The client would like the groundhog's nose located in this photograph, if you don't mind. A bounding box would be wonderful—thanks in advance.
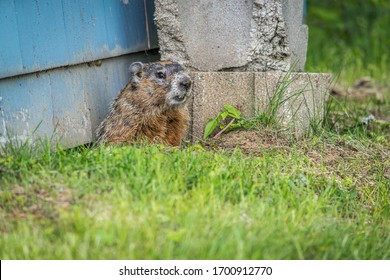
[179,77,192,91]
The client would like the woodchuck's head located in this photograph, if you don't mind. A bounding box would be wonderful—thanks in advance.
[129,61,192,109]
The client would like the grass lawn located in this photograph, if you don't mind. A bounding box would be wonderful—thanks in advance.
[0,139,389,259]
[0,0,389,259]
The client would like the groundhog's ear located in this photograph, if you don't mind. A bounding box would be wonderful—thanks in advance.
[129,62,144,86]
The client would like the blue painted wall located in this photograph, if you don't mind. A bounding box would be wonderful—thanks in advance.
[0,0,159,147]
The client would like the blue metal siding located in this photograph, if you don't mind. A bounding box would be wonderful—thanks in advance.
[14,0,70,76]
[0,52,160,147]
[0,0,23,77]
[49,67,92,147]
[0,0,157,79]
[145,0,159,48]
[0,0,159,147]
[0,74,55,144]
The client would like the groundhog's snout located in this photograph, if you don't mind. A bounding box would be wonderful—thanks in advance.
[179,76,192,91]
[168,73,193,105]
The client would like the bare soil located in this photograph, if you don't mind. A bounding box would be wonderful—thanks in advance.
[204,128,389,191]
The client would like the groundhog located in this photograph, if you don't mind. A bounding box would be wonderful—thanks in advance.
[96,61,192,146]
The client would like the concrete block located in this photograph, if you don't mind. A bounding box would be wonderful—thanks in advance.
[176,1,252,71]
[189,72,332,141]
[154,0,308,71]
[281,0,309,71]
[191,72,255,141]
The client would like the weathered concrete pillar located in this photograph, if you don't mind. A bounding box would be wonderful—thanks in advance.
[154,0,330,139]
[154,0,308,72]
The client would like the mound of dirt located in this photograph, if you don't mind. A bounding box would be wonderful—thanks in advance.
[331,77,384,102]
[203,128,389,188]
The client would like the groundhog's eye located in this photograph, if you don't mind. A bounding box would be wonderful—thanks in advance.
[156,72,166,79]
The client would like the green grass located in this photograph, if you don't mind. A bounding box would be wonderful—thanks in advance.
[0,141,389,259]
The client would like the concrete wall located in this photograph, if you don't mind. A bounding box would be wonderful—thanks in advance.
[153,0,327,141]
[154,0,308,72]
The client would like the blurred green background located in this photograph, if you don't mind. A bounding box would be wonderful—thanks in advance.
[306,0,390,84]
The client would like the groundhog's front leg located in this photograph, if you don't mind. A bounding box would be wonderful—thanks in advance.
[136,114,168,144]
[164,111,189,146]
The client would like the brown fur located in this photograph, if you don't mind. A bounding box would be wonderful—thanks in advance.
[96,61,192,146]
